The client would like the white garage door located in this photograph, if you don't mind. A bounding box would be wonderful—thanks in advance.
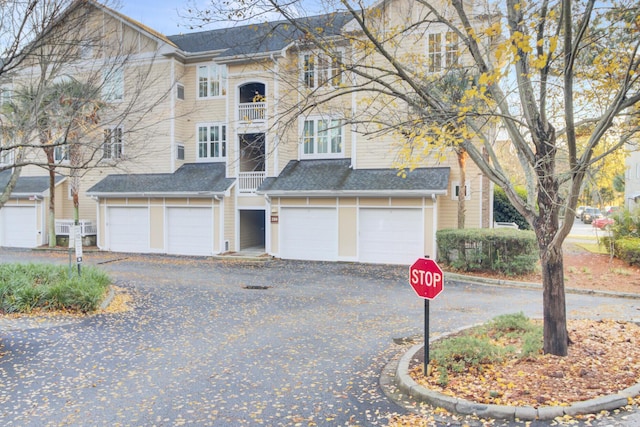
[359,208,423,265]
[167,207,213,256]
[108,207,149,253]
[1,206,37,248]
[280,208,338,261]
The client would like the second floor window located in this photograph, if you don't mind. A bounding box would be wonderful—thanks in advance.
[197,124,226,160]
[0,86,11,106]
[302,118,343,158]
[102,68,124,102]
[302,51,343,89]
[428,32,459,72]
[198,64,227,98]
[54,144,69,162]
[0,137,14,165]
[103,127,123,160]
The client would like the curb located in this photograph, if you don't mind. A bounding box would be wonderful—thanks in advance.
[444,272,640,300]
[393,343,637,421]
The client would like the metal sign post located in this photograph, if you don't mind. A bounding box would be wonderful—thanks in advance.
[409,255,444,376]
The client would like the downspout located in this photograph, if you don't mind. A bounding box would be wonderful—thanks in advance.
[170,60,176,172]
[270,53,280,177]
[432,194,438,260]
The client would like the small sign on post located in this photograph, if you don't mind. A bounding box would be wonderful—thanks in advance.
[409,257,444,375]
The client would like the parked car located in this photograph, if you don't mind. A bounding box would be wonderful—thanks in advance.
[592,216,615,230]
[575,205,587,218]
[581,207,603,224]
[605,206,620,216]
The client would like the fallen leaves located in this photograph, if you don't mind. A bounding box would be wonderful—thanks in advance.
[409,319,640,407]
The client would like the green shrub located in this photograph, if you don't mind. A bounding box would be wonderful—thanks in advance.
[430,313,543,383]
[0,263,111,313]
[437,228,538,275]
[612,208,640,240]
[493,186,531,230]
[610,237,640,267]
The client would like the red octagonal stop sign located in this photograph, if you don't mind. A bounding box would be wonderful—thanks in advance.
[409,258,444,300]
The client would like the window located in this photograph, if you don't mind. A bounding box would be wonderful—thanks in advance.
[197,124,226,161]
[0,137,14,165]
[103,127,123,160]
[102,68,124,101]
[54,144,69,162]
[452,181,471,200]
[428,32,459,72]
[177,83,185,100]
[0,86,11,106]
[177,143,185,160]
[302,51,343,89]
[197,64,227,98]
[445,32,459,67]
[302,118,343,158]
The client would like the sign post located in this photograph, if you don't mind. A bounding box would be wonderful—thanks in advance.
[74,225,83,277]
[409,256,444,375]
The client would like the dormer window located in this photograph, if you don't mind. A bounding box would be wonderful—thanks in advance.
[301,50,343,89]
[197,64,227,98]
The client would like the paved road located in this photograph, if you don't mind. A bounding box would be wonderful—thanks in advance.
[0,248,639,426]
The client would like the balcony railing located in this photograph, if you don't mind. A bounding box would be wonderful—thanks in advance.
[238,102,266,122]
[55,219,97,236]
[238,171,266,193]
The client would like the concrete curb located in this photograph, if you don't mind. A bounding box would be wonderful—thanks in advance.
[393,341,638,421]
[444,272,640,300]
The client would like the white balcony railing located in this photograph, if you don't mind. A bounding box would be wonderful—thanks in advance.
[55,219,97,236]
[238,102,266,122]
[238,171,266,193]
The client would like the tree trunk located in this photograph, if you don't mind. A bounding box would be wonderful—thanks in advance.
[457,148,467,229]
[46,149,56,248]
[534,129,569,356]
[540,242,568,355]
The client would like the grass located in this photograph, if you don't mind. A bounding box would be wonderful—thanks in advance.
[575,242,609,254]
[430,313,543,386]
[0,263,111,314]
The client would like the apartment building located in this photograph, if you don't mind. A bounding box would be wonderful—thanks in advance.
[0,0,493,264]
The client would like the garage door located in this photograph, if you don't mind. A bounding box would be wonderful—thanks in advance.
[107,207,149,253]
[359,208,423,265]
[167,207,213,256]
[1,206,37,248]
[280,208,338,261]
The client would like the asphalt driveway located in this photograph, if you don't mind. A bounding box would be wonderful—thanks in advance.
[0,248,639,426]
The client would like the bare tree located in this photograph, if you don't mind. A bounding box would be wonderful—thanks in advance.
[1,0,177,244]
[191,0,640,356]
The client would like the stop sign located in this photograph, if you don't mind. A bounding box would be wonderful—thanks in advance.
[409,258,444,300]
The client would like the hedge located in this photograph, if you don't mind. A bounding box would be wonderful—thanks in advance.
[602,237,640,267]
[493,186,531,230]
[437,228,538,276]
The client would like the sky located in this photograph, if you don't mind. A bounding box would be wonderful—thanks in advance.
[119,0,193,36]
[117,0,330,36]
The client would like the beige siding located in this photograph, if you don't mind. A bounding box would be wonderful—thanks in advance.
[149,205,164,250]
[338,206,357,257]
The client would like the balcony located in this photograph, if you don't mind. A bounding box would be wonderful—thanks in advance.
[55,219,97,236]
[238,171,266,193]
[238,102,266,122]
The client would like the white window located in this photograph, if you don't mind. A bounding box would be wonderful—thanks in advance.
[177,83,185,100]
[302,51,343,89]
[177,143,185,160]
[197,124,226,161]
[451,181,471,200]
[301,118,343,158]
[102,68,124,101]
[54,144,69,163]
[428,32,459,72]
[0,86,12,106]
[103,127,123,160]
[0,137,14,165]
[197,64,227,98]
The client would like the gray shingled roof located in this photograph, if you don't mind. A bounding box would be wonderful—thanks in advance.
[0,170,64,195]
[167,12,352,58]
[258,159,450,195]
[87,163,235,196]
